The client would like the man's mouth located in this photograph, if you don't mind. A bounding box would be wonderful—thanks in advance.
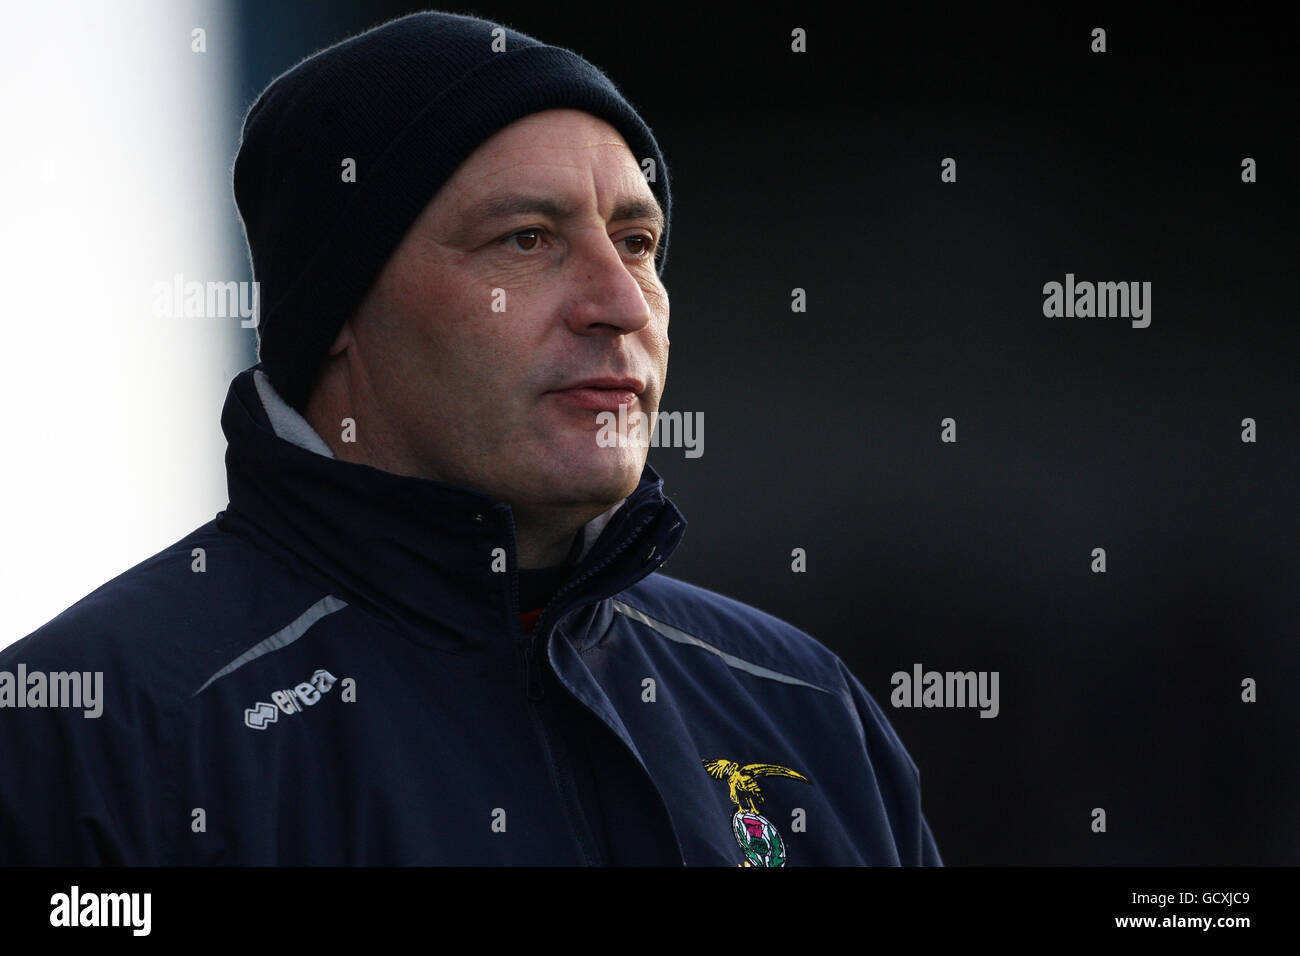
[549,386,639,412]
[548,376,645,412]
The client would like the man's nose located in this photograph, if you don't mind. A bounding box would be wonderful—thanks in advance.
[562,231,657,336]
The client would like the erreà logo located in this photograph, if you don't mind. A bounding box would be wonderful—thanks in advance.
[244,668,337,730]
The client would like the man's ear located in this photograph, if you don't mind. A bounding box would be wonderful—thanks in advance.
[328,318,354,356]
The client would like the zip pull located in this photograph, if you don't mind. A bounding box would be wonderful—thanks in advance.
[522,642,544,700]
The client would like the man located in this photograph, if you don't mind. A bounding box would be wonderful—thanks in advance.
[0,11,941,866]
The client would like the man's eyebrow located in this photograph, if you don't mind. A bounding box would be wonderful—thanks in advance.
[458,193,666,235]
[610,198,666,235]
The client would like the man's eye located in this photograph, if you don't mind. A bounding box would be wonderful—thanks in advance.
[504,229,543,252]
[620,235,656,258]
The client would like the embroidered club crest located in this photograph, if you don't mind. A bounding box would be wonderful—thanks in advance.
[702,758,811,867]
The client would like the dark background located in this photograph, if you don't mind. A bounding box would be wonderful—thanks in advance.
[228,4,1299,865]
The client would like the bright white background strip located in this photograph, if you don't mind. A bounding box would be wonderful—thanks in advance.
[0,1,246,647]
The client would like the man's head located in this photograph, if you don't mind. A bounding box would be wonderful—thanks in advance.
[306,107,669,517]
[233,12,674,560]
[233,12,672,473]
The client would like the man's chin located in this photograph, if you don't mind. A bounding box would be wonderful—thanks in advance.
[535,447,645,506]
[576,454,645,501]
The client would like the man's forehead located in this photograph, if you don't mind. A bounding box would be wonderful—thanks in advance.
[434,110,659,219]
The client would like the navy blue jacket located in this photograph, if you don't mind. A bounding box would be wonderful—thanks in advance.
[0,366,941,866]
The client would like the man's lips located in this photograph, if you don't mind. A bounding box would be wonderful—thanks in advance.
[549,387,639,411]
[548,377,644,412]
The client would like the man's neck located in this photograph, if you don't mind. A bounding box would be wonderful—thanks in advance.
[512,511,590,569]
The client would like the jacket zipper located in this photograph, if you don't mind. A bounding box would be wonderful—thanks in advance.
[510,509,676,864]
[521,643,544,700]
[521,512,658,700]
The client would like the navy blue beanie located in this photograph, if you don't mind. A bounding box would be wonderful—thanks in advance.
[233,11,672,413]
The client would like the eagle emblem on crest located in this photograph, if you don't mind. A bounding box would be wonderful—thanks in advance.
[702,757,811,867]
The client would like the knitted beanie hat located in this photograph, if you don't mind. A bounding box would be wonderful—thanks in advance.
[233,11,672,412]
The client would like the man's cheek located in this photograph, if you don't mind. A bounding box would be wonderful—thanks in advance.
[639,273,668,311]
[480,256,551,294]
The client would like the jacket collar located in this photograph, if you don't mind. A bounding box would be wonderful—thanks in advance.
[220,364,686,648]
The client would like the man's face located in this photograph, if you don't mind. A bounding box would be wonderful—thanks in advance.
[340,108,668,516]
